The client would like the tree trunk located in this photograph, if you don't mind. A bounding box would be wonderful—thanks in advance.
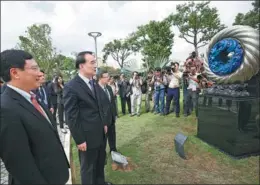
[194,32,198,55]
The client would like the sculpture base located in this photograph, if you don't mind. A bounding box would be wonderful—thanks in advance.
[197,95,260,158]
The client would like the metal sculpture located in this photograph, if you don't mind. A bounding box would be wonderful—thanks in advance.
[197,25,260,157]
[204,25,259,84]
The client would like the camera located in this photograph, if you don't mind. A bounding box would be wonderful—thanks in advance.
[165,66,172,74]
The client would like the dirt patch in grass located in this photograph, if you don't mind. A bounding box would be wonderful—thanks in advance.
[182,125,197,134]
[111,157,138,172]
[186,152,220,172]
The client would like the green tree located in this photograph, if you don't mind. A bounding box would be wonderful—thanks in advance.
[53,54,76,80]
[166,1,226,53]
[233,0,259,30]
[102,38,139,68]
[130,20,174,69]
[99,66,121,77]
[16,24,58,78]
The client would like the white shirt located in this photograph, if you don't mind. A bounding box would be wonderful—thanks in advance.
[187,74,199,91]
[168,71,182,88]
[78,73,93,90]
[7,84,52,124]
[129,78,142,95]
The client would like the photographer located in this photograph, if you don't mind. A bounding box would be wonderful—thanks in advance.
[129,71,143,116]
[144,70,154,113]
[165,62,182,117]
[185,51,204,74]
[184,67,200,118]
[151,67,168,115]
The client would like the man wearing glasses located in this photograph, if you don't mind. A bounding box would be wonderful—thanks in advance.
[0,49,69,184]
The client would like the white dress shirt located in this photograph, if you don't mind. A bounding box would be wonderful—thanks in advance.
[7,84,52,124]
[78,73,93,90]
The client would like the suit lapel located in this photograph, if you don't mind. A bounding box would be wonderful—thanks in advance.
[8,87,56,132]
[75,75,96,100]
[38,100,57,130]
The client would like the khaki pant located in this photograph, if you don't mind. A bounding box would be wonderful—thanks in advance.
[131,93,142,115]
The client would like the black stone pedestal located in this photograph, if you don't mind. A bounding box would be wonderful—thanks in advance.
[197,95,260,158]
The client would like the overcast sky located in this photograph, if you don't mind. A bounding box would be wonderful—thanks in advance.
[1,1,253,68]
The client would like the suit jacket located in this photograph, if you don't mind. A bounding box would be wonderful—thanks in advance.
[0,87,69,184]
[47,82,58,105]
[97,84,117,126]
[32,85,53,109]
[63,75,105,149]
[118,79,131,98]
[0,84,7,94]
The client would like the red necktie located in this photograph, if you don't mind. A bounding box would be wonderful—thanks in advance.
[30,94,45,117]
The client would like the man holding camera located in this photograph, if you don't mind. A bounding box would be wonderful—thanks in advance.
[165,62,182,117]
[151,67,168,115]
[184,66,200,118]
[129,71,143,117]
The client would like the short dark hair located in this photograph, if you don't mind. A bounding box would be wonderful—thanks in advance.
[75,51,94,69]
[132,71,138,75]
[155,67,161,72]
[0,49,33,82]
[174,62,179,66]
[97,70,108,81]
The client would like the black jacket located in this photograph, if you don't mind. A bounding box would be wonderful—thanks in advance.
[63,75,105,149]
[96,84,117,126]
[0,87,69,184]
[118,79,131,98]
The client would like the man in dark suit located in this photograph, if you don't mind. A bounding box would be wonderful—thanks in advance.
[118,74,131,115]
[0,78,6,94]
[32,70,54,113]
[63,51,111,185]
[0,49,69,184]
[47,77,58,121]
[97,70,118,153]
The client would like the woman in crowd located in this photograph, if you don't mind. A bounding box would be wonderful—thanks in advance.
[54,75,67,133]
[108,76,119,117]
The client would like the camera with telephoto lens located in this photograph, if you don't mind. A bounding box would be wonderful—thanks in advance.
[165,66,172,75]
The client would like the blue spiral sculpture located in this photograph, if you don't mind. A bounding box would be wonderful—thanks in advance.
[204,25,260,84]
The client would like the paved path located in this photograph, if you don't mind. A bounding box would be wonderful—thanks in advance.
[0,128,71,185]
[58,128,72,184]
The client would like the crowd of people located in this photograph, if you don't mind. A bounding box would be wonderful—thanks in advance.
[105,51,213,119]
[0,49,212,185]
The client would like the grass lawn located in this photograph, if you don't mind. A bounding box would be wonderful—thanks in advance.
[70,95,259,184]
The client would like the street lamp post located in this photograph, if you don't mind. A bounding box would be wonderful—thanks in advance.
[88,32,102,67]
